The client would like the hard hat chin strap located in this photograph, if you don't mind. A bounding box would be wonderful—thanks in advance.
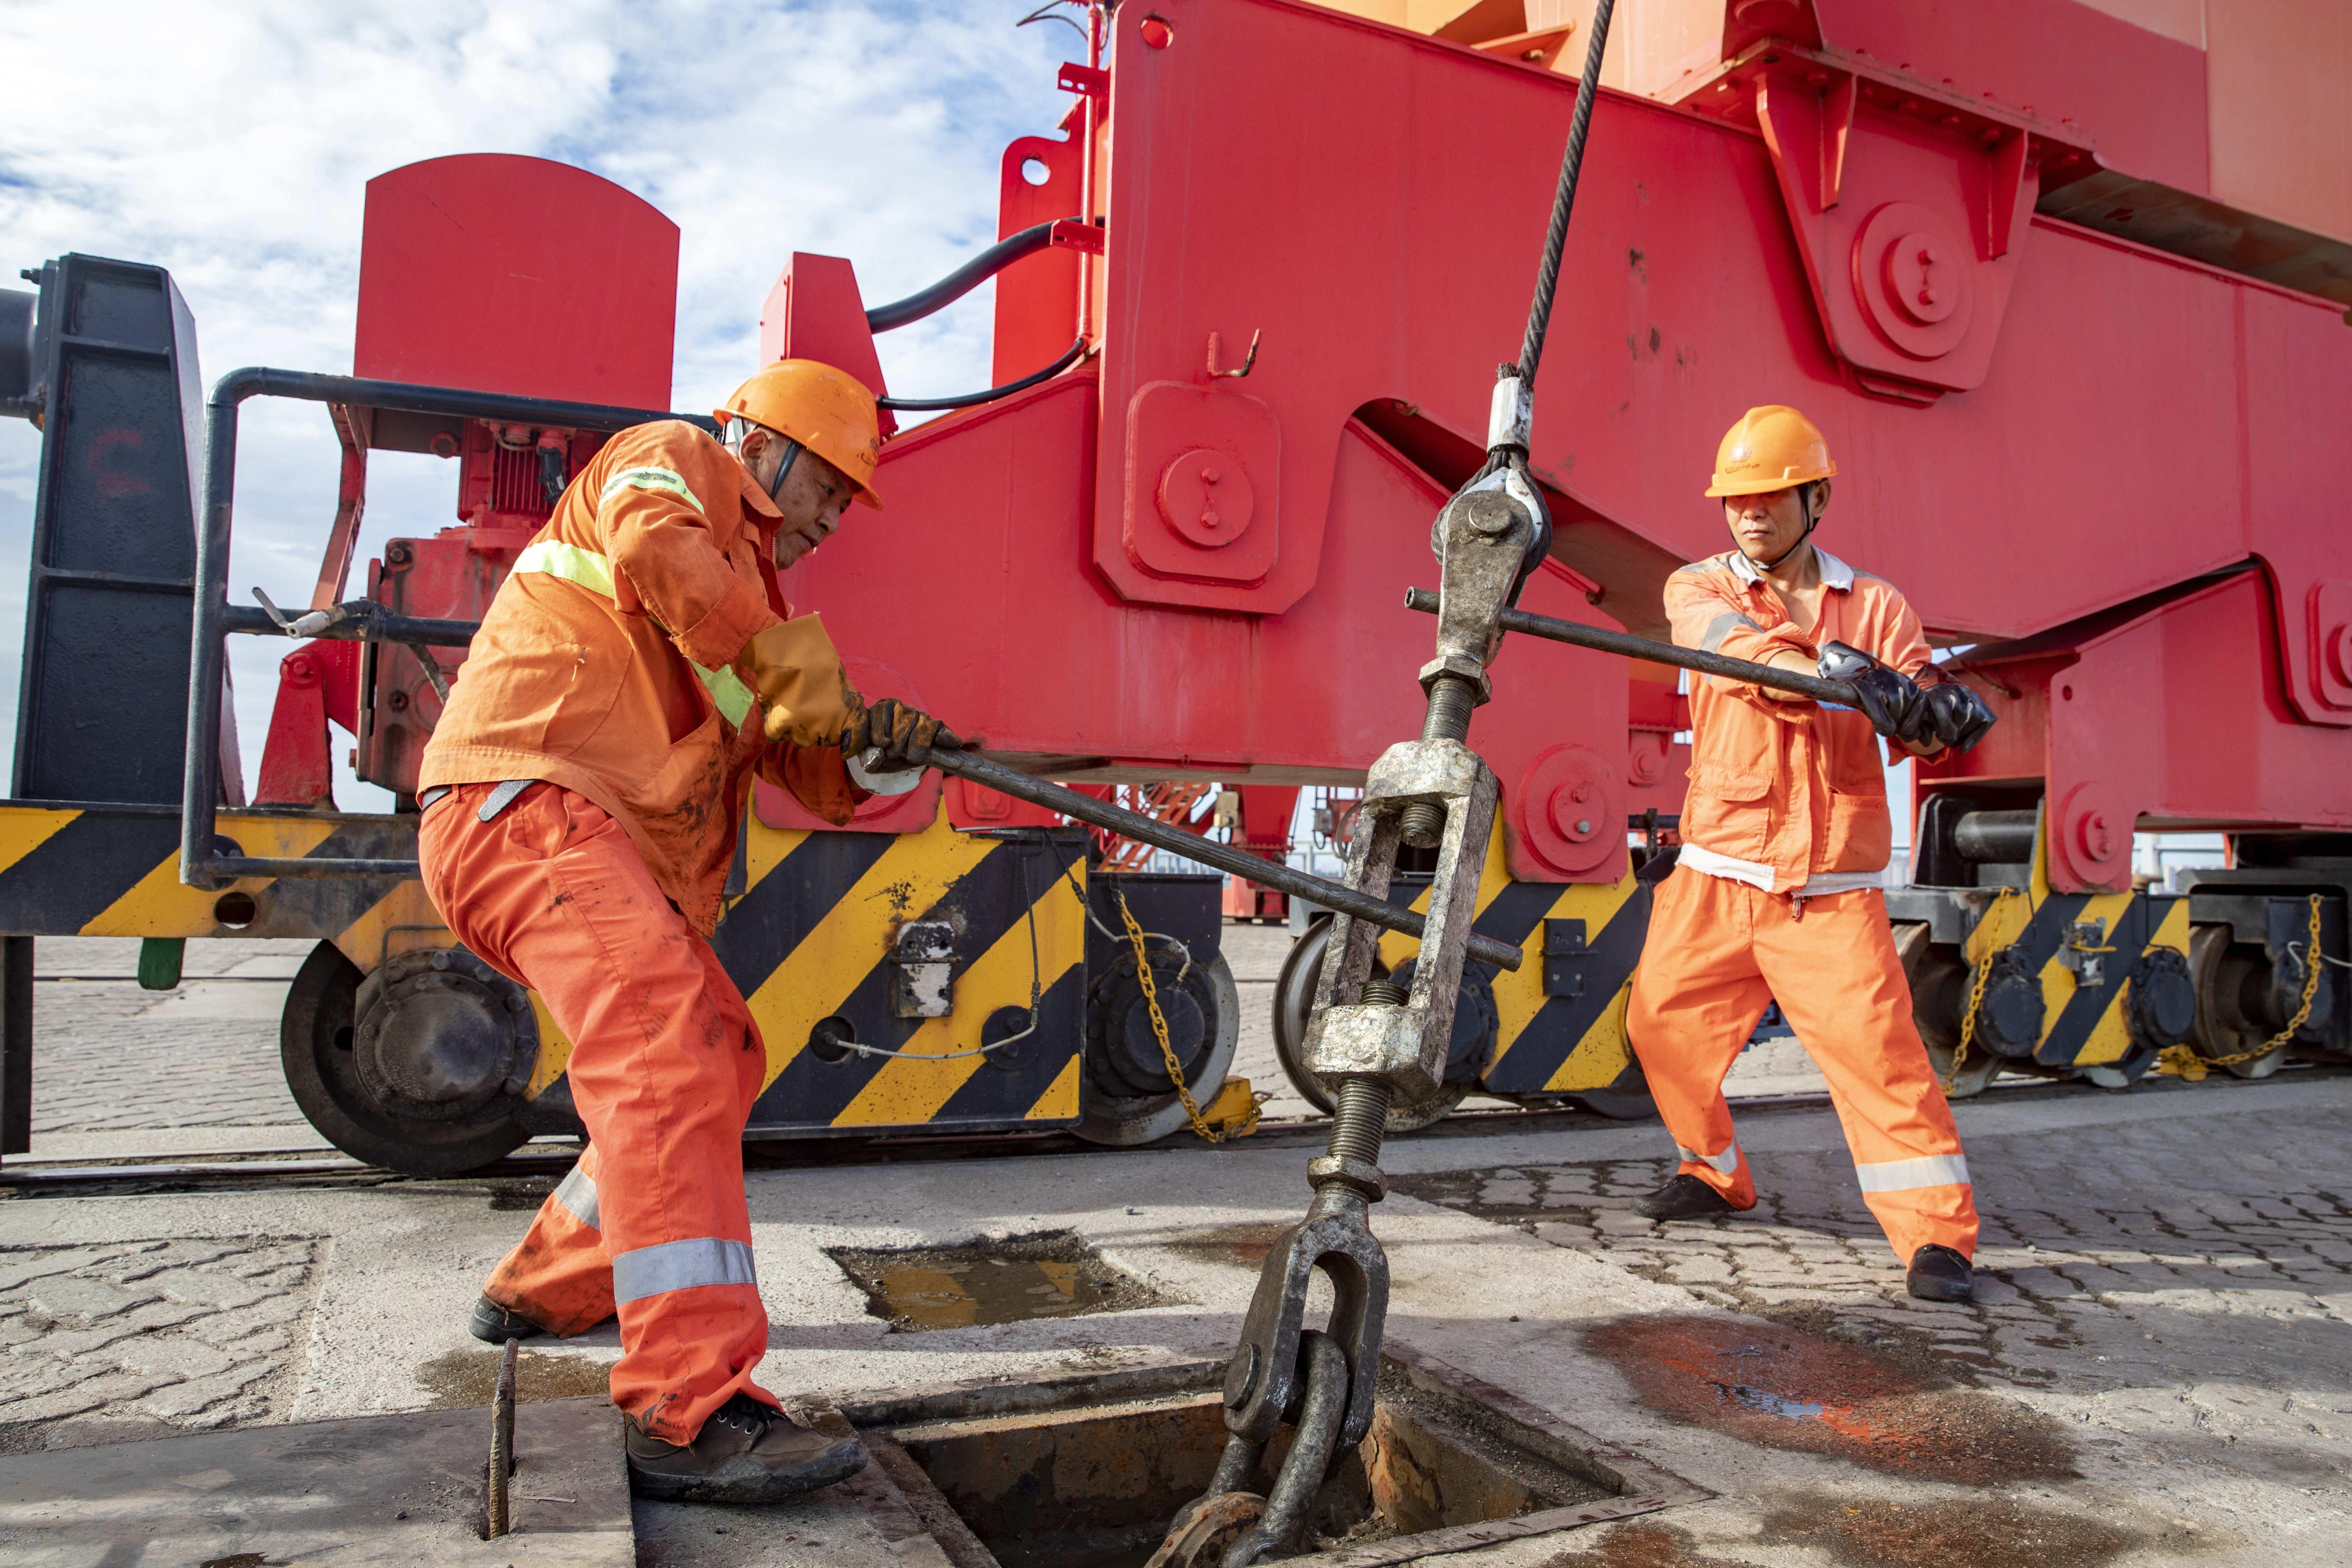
[1758,481,1822,573]
[728,416,803,504]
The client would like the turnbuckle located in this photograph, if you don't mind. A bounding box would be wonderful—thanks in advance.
[1156,381,1548,1567]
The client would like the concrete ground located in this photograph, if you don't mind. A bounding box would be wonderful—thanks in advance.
[4,930,2348,1565]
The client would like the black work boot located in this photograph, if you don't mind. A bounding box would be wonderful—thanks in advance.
[1635,1174,1740,1221]
[1907,1244,1975,1302]
[626,1393,866,1503]
[468,1295,550,1344]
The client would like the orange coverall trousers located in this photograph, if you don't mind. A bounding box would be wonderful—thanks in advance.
[420,782,774,1445]
[1627,869,1978,1264]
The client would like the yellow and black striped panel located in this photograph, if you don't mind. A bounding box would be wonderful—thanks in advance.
[1960,823,2192,1070]
[1372,827,1650,1096]
[709,807,1088,1135]
[0,802,442,967]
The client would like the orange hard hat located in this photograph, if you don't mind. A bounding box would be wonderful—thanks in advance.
[714,359,885,509]
[1705,405,1837,497]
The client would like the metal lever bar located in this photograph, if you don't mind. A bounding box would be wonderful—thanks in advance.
[1403,587,1860,706]
[925,749,1523,973]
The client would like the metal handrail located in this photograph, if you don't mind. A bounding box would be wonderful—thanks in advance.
[180,368,710,890]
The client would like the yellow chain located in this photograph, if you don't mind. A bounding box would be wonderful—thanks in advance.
[2162,893,2323,1077]
[1941,887,2020,1093]
[1112,885,1252,1143]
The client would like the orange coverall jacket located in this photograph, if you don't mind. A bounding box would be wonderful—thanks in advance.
[1667,547,1937,896]
[421,420,861,934]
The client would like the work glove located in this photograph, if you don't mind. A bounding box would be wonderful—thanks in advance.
[743,616,864,747]
[1922,680,1998,753]
[1816,640,1934,748]
[844,698,970,770]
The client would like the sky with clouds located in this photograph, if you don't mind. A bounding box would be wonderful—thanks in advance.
[0,0,1079,808]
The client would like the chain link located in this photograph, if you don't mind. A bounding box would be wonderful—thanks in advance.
[1940,886,2021,1094]
[1112,884,1253,1143]
[2159,893,2323,1078]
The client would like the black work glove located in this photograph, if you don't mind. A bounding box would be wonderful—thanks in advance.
[844,698,968,768]
[1817,640,1933,747]
[1922,680,1997,752]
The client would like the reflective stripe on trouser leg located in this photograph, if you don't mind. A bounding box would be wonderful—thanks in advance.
[420,785,775,1445]
[1625,868,1773,1209]
[484,1141,615,1337]
[1752,885,1980,1264]
[612,1238,758,1304]
[1675,1142,1741,1177]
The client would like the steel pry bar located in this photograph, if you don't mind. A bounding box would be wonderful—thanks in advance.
[925,748,1523,973]
[1403,587,1861,707]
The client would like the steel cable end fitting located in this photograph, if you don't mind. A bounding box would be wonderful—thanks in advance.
[1488,368,1531,454]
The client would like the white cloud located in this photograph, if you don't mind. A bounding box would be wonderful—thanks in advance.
[0,0,1079,805]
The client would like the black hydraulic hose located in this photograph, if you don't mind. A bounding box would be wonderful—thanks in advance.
[878,336,1089,412]
[1403,586,1860,706]
[1515,0,1615,386]
[865,220,1073,333]
[925,748,1526,973]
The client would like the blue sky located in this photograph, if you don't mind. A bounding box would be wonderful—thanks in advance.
[0,0,1077,806]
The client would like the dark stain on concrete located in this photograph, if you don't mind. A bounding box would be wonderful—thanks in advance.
[1757,1491,2156,1568]
[484,1177,556,1212]
[1582,1314,2076,1485]
[1162,1221,1291,1271]
[417,1346,612,1409]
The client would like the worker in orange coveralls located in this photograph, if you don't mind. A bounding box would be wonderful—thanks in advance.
[417,360,966,1503]
[1625,405,1997,1303]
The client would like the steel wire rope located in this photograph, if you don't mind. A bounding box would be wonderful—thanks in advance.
[1515,0,1616,390]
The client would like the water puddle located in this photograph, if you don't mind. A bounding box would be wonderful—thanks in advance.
[1584,1315,2076,1485]
[828,1230,1177,1332]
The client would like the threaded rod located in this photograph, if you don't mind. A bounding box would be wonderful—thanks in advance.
[1400,676,1477,848]
[1325,1077,1393,1168]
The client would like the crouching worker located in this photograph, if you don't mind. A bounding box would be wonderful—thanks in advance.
[416,360,968,1501]
[1626,405,1997,1302]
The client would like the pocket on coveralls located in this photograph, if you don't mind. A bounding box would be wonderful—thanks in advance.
[1680,764,1772,857]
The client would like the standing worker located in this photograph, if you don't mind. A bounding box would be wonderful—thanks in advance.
[1625,406,1997,1302]
[418,360,964,1502]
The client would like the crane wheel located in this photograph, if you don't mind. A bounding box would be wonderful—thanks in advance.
[280,942,531,1176]
[1074,953,1241,1146]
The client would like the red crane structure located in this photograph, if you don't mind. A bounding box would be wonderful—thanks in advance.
[0,0,2343,1174]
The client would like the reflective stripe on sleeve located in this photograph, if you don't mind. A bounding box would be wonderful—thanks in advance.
[550,1164,600,1231]
[694,665,757,728]
[599,466,705,514]
[611,1237,758,1305]
[1701,611,1762,654]
[509,540,757,727]
[511,541,617,599]
[1675,1142,1740,1176]
[1854,1153,1971,1192]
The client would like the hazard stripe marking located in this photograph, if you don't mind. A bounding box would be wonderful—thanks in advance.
[709,830,897,1000]
[921,965,1089,1127]
[744,825,1002,1096]
[1485,880,1647,1093]
[1021,1050,1083,1121]
[0,812,180,934]
[0,808,77,879]
[833,865,1085,1127]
